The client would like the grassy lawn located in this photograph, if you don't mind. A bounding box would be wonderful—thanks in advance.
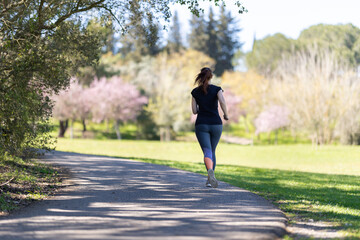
[57,138,360,175]
[56,138,360,238]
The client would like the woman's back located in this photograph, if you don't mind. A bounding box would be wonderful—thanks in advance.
[191,84,222,125]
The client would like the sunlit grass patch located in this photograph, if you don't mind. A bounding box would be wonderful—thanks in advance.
[56,138,360,176]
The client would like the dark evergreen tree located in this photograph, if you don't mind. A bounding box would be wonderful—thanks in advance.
[215,5,242,76]
[102,14,116,54]
[206,7,219,62]
[119,0,160,61]
[119,1,143,59]
[145,12,161,56]
[188,13,208,52]
[167,11,183,53]
[188,6,242,76]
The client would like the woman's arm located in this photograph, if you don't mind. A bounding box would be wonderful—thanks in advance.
[191,97,199,114]
[217,90,229,120]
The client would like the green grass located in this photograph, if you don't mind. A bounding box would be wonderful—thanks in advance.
[56,138,360,238]
[57,138,360,175]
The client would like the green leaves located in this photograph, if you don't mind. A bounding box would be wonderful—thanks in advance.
[0,1,103,157]
[175,0,247,16]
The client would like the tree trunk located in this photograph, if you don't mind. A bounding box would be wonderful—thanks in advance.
[70,120,74,139]
[58,120,68,138]
[356,134,360,145]
[159,127,171,141]
[274,130,278,145]
[114,120,121,140]
[82,119,87,132]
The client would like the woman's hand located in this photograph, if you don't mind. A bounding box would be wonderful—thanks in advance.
[223,114,229,121]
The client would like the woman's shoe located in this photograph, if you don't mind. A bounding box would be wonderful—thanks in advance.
[207,169,218,188]
[205,180,211,187]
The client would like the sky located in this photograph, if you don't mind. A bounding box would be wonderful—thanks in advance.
[170,0,360,52]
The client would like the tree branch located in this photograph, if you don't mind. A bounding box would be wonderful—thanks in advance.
[41,0,106,30]
[38,0,45,26]
[0,177,15,187]
[100,5,126,32]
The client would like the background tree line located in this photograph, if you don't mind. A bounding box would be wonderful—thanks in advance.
[54,3,243,141]
[244,24,360,145]
[0,0,246,161]
[246,24,360,77]
[54,9,360,145]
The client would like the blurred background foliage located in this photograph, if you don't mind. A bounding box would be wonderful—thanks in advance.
[44,9,360,146]
[51,16,360,146]
[2,0,360,164]
[0,0,244,160]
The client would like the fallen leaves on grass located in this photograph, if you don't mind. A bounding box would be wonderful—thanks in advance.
[0,160,67,215]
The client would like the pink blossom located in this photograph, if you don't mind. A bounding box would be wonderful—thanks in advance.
[220,90,244,124]
[52,79,91,121]
[255,105,289,135]
[88,76,147,123]
[52,77,147,123]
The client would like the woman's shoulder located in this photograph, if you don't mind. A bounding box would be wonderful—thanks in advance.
[210,84,222,92]
[191,86,200,95]
[191,86,200,92]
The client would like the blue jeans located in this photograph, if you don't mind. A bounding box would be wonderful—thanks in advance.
[195,124,223,171]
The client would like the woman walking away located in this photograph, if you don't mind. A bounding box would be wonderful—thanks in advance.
[191,67,228,188]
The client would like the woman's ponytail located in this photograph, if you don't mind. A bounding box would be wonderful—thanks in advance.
[194,67,213,94]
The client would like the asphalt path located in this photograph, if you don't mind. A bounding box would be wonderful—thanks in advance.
[0,151,287,240]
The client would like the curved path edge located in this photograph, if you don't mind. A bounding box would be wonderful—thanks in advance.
[0,151,287,240]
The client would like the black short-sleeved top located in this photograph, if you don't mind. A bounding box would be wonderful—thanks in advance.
[191,84,223,125]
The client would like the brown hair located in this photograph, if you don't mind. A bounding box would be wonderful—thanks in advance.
[195,67,213,94]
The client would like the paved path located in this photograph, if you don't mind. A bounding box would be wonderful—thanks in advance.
[0,151,287,240]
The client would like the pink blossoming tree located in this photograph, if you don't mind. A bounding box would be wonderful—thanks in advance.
[254,105,289,144]
[53,77,147,139]
[89,76,147,139]
[52,79,92,138]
